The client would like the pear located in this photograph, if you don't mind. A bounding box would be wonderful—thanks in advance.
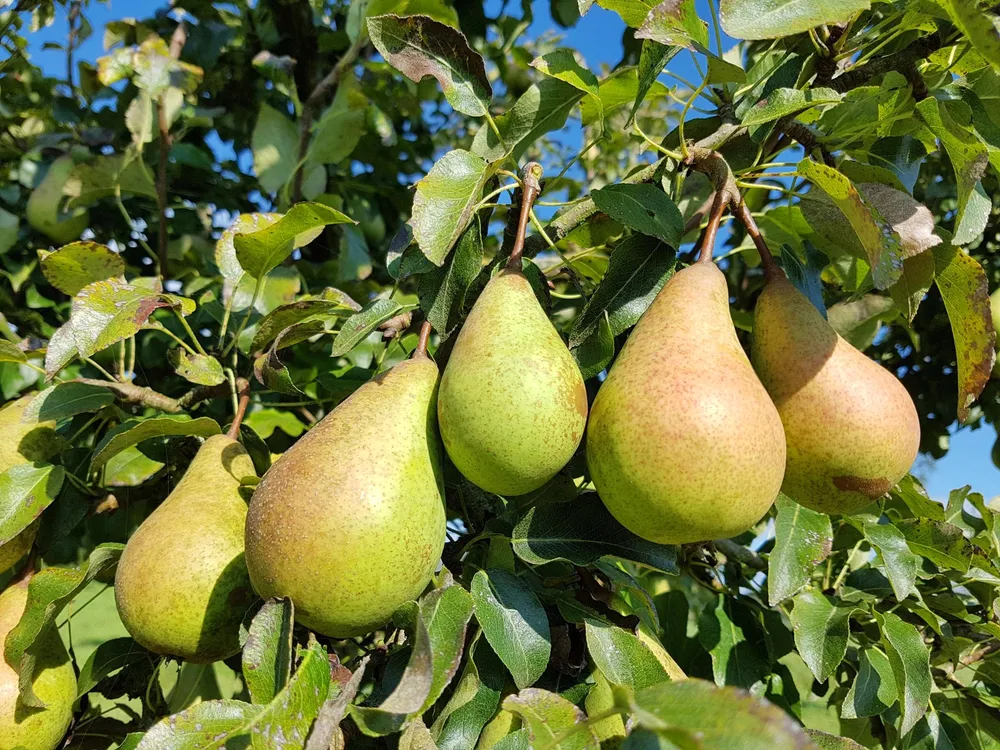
[586,262,786,544]
[245,352,446,637]
[752,274,920,514]
[25,156,89,245]
[438,269,588,496]
[0,579,76,750]
[0,396,61,574]
[115,434,257,662]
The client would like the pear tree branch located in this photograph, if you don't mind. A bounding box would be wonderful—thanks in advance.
[506,162,543,270]
[227,378,251,439]
[414,320,433,358]
[74,378,229,413]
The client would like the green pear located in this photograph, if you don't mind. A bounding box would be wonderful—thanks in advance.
[752,274,920,514]
[0,396,61,574]
[115,434,257,662]
[0,579,76,750]
[438,269,588,495]
[245,354,446,637]
[25,156,89,245]
[587,262,786,544]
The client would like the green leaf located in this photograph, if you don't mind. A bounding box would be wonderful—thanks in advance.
[706,54,747,84]
[863,520,918,601]
[896,519,975,573]
[842,647,898,719]
[471,569,551,690]
[571,312,615,380]
[511,494,679,574]
[367,14,492,117]
[76,637,156,699]
[768,495,833,606]
[139,640,331,749]
[635,0,709,50]
[5,543,124,707]
[419,216,484,335]
[251,296,357,355]
[168,349,225,386]
[932,1,1000,72]
[70,279,194,359]
[307,76,367,165]
[215,213,282,284]
[889,251,935,325]
[65,153,157,207]
[0,463,64,544]
[930,240,995,422]
[790,589,854,681]
[103,445,165,487]
[331,299,405,356]
[570,235,676,347]
[432,640,506,750]
[916,98,990,245]
[531,49,601,123]
[585,618,669,691]
[411,149,491,265]
[595,0,657,28]
[891,475,945,521]
[698,597,769,689]
[44,323,78,379]
[253,350,303,396]
[125,91,154,146]
[234,202,354,279]
[630,40,679,124]
[720,0,871,40]
[38,241,125,296]
[805,730,866,750]
[420,584,475,712]
[740,87,842,128]
[797,160,904,290]
[471,78,584,162]
[136,701,263,749]
[827,294,895,350]
[590,184,684,246]
[875,610,931,737]
[242,598,294,705]
[252,103,322,195]
[502,688,599,750]
[630,679,815,747]
[90,416,221,470]
[0,342,26,369]
[21,382,114,421]
[351,616,434,735]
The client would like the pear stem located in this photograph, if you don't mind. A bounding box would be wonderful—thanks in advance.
[227,377,251,440]
[505,162,544,271]
[696,191,730,264]
[414,320,433,358]
[732,200,784,280]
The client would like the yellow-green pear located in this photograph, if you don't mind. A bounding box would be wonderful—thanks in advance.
[0,396,61,573]
[752,274,920,514]
[587,261,786,544]
[25,156,89,245]
[115,434,257,662]
[438,268,588,495]
[0,578,76,750]
[245,350,446,637]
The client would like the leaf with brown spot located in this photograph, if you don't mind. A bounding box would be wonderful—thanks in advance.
[931,240,996,422]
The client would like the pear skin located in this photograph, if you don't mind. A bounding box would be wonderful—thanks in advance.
[587,262,786,544]
[0,580,76,750]
[25,156,89,245]
[438,269,588,496]
[245,355,446,637]
[115,434,256,662]
[752,275,920,514]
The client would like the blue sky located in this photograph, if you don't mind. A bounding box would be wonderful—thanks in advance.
[23,0,1000,502]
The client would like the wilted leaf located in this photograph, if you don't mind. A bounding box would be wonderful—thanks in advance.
[931,240,995,422]
[367,14,492,117]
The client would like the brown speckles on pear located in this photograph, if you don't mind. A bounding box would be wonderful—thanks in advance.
[438,270,587,496]
[244,357,445,638]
